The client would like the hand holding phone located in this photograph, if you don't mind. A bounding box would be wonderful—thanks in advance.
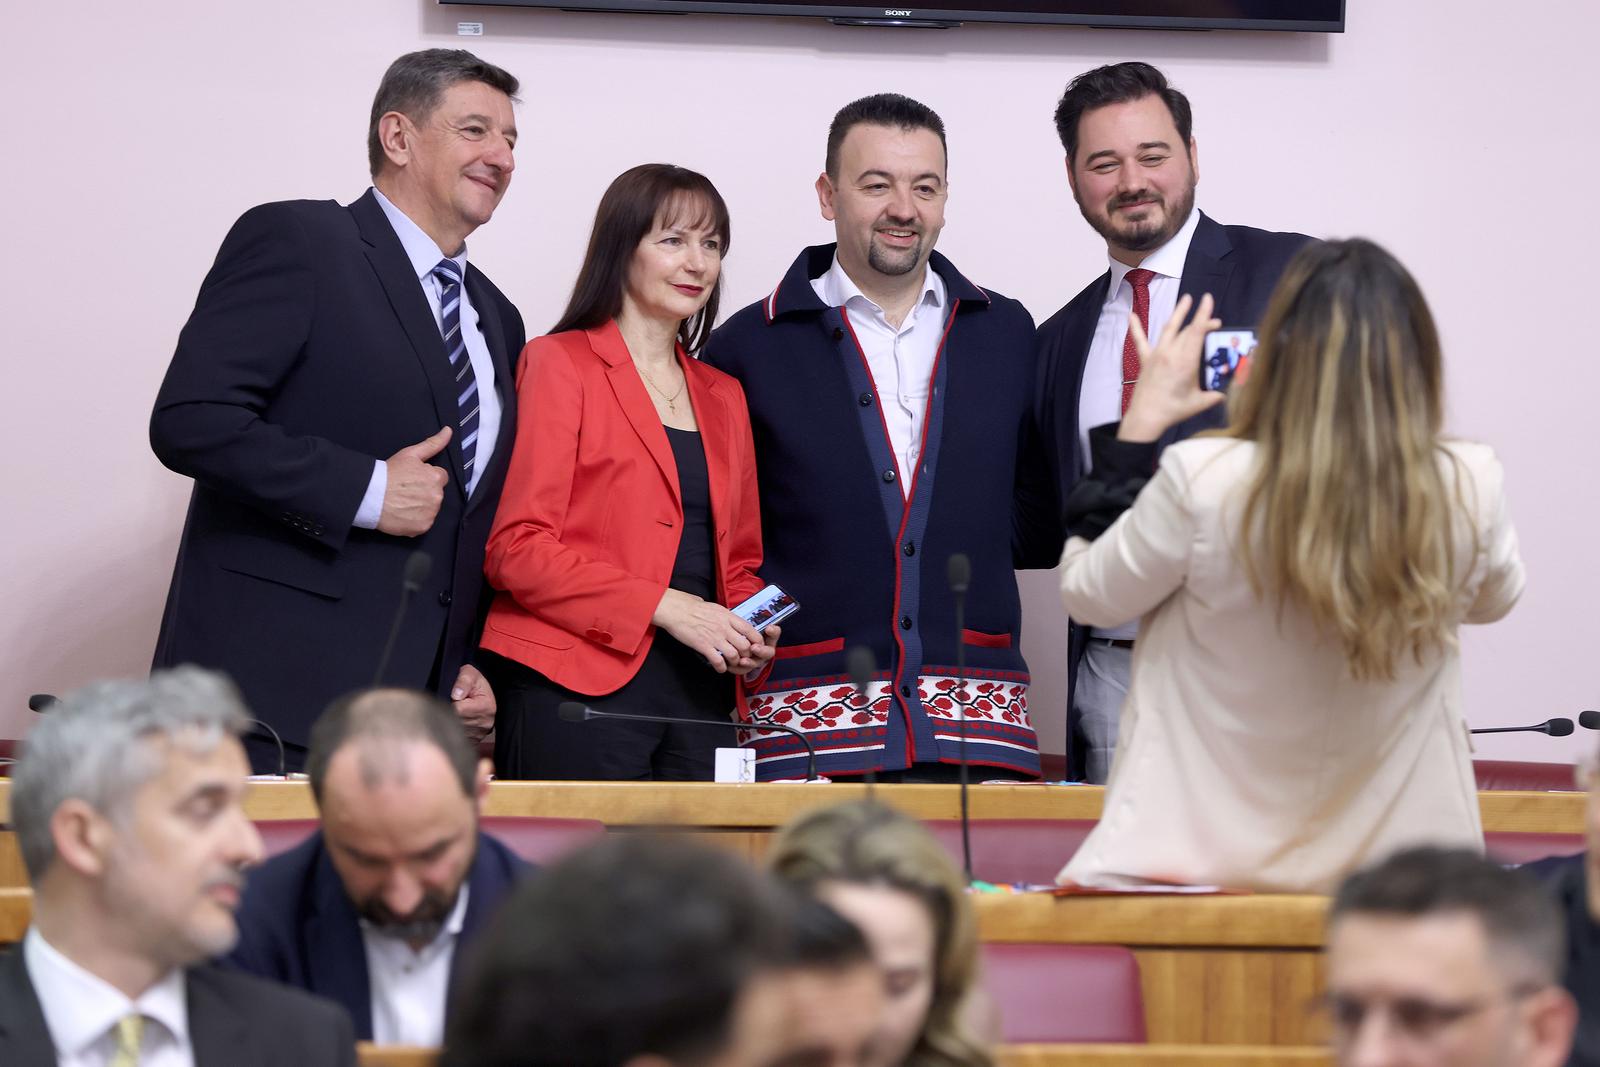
[1200,328,1258,392]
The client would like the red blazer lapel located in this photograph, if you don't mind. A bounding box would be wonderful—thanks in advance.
[587,321,680,507]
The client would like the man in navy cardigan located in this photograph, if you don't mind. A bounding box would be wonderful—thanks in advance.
[706,94,1055,782]
[223,690,526,1043]
[1035,62,1315,782]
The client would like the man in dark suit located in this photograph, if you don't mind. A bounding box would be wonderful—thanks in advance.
[149,49,526,772]
[224,689,526,1044]
[0,668,355,1065]
[1035,61,1314,781]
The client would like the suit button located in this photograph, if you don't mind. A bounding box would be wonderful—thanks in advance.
[859,392,873,406]
[900,684,912,698]
[832,327,845,341]
[902,541,915,557]
[882,469,896,483]
[585,627,604,642]
[899,615,912,630]
[437,591,452,607]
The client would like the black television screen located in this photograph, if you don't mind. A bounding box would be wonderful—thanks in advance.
[442,0,1342,31]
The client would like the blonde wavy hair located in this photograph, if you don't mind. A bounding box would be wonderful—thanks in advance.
[768,802,992,1067]
[1224,238,1472,681]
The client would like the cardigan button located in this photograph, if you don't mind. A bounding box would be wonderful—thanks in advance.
[437,591,452,607]
[902,541,915,557]
[900,684,912,698]
[832,327,845,341]
[858,392,873,406]
[899,615,913,630]
[882,469,896,483]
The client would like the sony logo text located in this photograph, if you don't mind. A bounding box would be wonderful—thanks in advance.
[884,8,913,13]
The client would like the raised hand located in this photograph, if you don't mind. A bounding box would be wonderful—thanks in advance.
[1119,293,1226,444]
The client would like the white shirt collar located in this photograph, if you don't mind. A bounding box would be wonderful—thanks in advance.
[1106,206,1202,292]
[371,186,467,282]
[24,927,190,1057]
[814,252,945,317]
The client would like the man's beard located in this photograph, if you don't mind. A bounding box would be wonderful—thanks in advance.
[359,887,459,945]
[1080,178,1196,255]
[866,229,925,276]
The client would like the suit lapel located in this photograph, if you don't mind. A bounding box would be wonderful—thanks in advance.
[187,967,254,1067]
[1063,273,1111,482]
[0,945,58,1065]
[349,190,470,502]
[303,844,374,1040]
[590,322,680,506]
[1166,213,1235,444]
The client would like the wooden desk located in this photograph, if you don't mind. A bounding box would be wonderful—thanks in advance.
[352,1045,1331,1067]
[0,779,1584,831]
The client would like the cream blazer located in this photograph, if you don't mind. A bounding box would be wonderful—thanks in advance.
[1057,437,1524,894]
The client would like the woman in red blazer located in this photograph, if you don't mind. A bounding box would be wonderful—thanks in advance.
[480,164,776,780]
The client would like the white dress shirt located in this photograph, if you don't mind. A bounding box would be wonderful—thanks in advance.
[24,928,194,1067]
[352,188,503,527]
[811,255,948,498]
[1077,206,1201,641]
[360,885,469,1047]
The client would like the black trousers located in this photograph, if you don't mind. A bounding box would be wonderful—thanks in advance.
[483,639,736,781]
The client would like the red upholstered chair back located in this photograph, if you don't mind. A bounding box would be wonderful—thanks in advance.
[1485,831,1585,866]
[479,816,605,863]
[981,942,1146,1043]
[924,820,1096,886]
[257,818,321,857]
[0,739,17,778]
[253,816,606,864]
[1474,760,1578,792]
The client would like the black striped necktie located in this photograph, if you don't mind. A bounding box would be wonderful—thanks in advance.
[432,258,479,486]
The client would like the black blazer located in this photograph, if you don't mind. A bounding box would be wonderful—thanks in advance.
[1033,213,1314,771]
[222,829,527,1041]
[0,943,356,1065]
[150,190,525,749]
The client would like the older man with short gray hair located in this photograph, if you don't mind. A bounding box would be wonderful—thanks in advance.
[0,667,356,1066]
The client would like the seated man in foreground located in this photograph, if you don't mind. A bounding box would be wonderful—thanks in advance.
[224,688,525,1044]
[2,667,355,1064]
[442,833,887,1066]
[1326,846,1576,1067]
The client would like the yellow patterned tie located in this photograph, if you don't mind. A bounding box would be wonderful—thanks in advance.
[108,1013,144,1067]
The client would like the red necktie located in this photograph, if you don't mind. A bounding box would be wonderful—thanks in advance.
[1121,268,1157,414]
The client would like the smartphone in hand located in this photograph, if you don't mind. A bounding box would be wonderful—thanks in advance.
[1201,328,1258,392]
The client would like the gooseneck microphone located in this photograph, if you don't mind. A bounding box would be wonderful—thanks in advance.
[1470,718,1575,737]
[373,550,433,687]
[846,646,879,791]
[28,694,59,713]
[245,717,289,778]
[1580,711,1600,731]
[557,702,822,783]
[947,552,974,884]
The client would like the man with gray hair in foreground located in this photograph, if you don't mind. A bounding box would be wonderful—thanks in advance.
[1325,846,1576,1067]
[0,667,355,1065]
[224,687,526,1045]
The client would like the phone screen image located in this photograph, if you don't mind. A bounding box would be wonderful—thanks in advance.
[1201,329,1259,392]
[733,585,800,628]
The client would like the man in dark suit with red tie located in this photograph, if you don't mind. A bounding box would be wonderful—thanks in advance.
[1035,62,1314,782]
[149,49,526,772]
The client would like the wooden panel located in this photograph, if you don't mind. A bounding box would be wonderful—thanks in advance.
[352,1045,1332,1067]
[998,1047,1328,1066]
[0,887,28,943]
[0,780,1583,833]
[973,893,1327,947]
[0,834,23,889]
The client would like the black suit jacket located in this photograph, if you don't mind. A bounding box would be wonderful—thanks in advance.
[150,190,526,749]
[0,942,356,1065]
[222,829,527,1041]
[1033,213,1314,771]
[1523,855,1600,1067]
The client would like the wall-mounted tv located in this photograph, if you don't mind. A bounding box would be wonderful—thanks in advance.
[442,0,1343,31]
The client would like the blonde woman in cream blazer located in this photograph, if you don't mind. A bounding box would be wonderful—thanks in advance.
[1056,241,1525,895]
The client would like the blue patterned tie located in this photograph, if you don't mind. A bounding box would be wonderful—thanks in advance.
[432,259,479,485]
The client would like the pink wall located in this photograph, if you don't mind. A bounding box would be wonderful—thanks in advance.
[5,0,1595,765]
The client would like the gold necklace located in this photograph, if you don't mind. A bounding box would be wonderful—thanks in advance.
[637,361,686,414]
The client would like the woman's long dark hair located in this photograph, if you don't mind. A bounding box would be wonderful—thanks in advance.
[550,163,731,353]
